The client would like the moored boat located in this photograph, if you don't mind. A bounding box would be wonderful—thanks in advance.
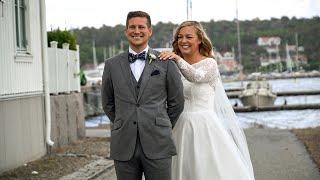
[239,80,277,107]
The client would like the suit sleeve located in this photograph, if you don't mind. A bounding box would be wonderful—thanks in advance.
[166,60,185,128]
[101,60,115,123]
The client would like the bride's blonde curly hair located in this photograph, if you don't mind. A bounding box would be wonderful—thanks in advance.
[172,21,214,58]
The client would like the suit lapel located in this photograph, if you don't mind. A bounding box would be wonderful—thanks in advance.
[119,52,136,99]
[137,62,154,102]
[137,49,155,102]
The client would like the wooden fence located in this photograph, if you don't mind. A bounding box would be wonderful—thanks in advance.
[47,41,81,94]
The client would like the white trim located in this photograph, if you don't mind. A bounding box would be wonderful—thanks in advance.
[0,91,43,101]
[14,52,33,62]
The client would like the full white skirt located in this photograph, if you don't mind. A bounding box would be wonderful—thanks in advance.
[172,110,253,180]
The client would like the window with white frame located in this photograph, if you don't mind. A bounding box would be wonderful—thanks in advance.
[0,0,5,18]
[14,0,28,52]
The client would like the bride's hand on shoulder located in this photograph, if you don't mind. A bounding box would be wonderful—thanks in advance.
[158,51,182,62]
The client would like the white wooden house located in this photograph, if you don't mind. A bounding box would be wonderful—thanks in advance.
[0,0,49,173]
[0,0,49,172]
[0,0,82,173]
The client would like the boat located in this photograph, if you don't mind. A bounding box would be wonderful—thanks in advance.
[239,80,277,107]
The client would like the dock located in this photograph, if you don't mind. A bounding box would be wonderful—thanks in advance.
[226,89,320,98]
[233,103,320,112]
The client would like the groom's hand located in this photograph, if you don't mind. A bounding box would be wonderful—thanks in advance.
[166,60,184,127]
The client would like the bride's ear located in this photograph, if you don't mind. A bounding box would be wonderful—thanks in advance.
[197,38,202,45]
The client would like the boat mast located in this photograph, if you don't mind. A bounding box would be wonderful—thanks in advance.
[295,32,299,70]
[92,39,97,68]
[236,0,243,85]
[187,0,192,20]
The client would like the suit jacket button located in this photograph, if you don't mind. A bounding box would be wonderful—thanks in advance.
[133,121,137,125]
[136,104,140,107]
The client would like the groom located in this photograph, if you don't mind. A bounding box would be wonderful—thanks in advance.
[101,11,184,180]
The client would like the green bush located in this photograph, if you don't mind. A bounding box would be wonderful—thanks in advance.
[79,69,87,86]
[47,29,77,50]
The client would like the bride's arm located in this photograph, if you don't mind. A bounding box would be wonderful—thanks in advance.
[176,58,219,84]
[158,51,219,85]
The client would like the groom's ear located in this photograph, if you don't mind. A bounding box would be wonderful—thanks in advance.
[148,27,153,37]
[124,28,128,38]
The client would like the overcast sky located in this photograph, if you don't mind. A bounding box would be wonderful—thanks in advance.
[45,0,320,30]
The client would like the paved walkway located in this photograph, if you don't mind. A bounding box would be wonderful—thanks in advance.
[246,128,320,180]
[75,127,320,180]
[59,158,114,180]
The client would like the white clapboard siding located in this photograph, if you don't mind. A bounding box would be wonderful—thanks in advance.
[0,0,43,98]
[48,42,81,94]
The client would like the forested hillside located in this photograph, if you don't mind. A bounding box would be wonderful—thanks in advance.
[68,16,320,72]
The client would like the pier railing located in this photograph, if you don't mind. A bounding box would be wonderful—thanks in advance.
[47,41,81,94]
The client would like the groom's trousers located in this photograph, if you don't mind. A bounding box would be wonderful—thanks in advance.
[114,132,172,180]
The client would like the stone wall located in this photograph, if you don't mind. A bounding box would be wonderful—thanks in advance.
[50,93,85,148]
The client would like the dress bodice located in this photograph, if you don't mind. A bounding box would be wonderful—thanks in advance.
[176,58,219,112]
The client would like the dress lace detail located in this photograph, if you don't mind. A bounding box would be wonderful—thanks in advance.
[176,58,219,89]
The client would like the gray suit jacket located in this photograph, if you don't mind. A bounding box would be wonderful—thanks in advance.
[101,49,184,161]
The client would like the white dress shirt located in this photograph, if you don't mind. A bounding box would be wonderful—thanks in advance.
[129,46,149,82]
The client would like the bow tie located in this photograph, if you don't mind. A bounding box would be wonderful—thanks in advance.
[128,51,146,63]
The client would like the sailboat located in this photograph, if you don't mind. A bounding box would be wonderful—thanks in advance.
[235,1,276,107]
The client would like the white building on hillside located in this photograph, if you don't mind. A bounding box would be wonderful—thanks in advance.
[257,37,281,67]
[257,36,281,46]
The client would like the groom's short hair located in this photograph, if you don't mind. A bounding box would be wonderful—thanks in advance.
[126,11,151,28]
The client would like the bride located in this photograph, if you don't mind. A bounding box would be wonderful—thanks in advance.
[159,21,255,180]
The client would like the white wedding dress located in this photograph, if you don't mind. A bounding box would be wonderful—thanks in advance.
[172,58,255,180]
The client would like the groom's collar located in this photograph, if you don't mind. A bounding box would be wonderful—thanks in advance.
[128,45,149,55]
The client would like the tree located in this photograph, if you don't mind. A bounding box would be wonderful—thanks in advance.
[70,16,320,71]
[47,29,77,50]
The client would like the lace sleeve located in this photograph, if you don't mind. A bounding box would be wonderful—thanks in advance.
[176,58,219,88]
